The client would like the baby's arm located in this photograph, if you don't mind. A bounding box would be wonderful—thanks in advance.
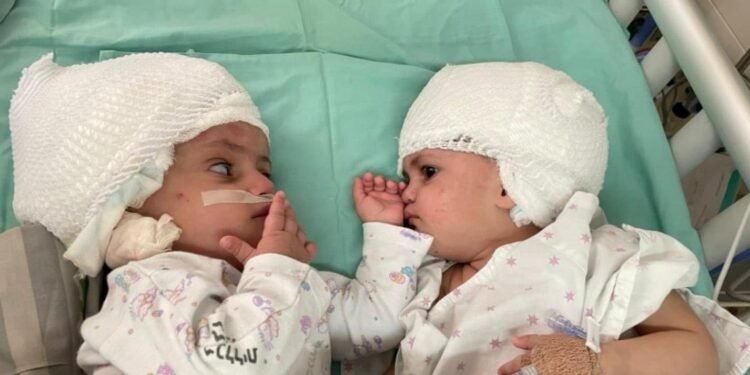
[499,225,721,375]
[598,290,718,375]
[320,173,431,361]
[323,223,431,360]
[497,292,718,374]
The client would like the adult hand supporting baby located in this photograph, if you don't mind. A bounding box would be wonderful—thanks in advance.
[219,191,317,265]
[352,171,406,225]
[497,334,600,375]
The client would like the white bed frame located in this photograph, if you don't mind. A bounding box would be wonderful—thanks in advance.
[609,0,750,303]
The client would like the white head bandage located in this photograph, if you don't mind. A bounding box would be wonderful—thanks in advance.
[201,190,273,206]
[10,52,270,276]
[398,62,608,228]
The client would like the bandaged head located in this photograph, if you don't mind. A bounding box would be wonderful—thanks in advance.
[10,53,269,276]
[398,62,608,228]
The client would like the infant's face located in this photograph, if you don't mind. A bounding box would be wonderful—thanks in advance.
[401,149,513,262]
[135,122,272,269]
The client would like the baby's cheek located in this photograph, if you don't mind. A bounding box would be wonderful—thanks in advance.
[175,192,192,203]
[174,206,223,244]
[208,205,260,234]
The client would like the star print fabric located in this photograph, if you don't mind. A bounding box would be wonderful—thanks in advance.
[393,192,750,374]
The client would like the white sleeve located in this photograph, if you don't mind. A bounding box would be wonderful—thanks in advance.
[616,226,699,330]
[78,252,333,374]
[584,225,699,349]
[586,226,750,374]
[321,223,432,361]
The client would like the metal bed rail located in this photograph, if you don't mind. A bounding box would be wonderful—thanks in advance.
[608,0,750,298]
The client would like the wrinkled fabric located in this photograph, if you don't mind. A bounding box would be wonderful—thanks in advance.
[395,192,750,374]
[79,223,432,374]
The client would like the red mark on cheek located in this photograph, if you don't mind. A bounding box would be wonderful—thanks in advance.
[176,192,191,203]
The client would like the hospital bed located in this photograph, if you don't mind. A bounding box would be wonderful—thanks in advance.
[0,0,749,373]
[611,0,750,304]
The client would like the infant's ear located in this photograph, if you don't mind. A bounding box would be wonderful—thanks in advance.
[495,189,515,210]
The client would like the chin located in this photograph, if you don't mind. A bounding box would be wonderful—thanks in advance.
[426,245,442,257]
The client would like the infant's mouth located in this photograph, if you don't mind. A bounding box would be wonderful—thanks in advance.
[252,204,271,219]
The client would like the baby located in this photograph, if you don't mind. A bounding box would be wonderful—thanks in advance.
[387,62,750,374]
[9,53,431,374]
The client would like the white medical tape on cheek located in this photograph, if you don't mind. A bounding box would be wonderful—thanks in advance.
[201,190,274,206]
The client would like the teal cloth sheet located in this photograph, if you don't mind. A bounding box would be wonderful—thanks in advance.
[0,0,712,300]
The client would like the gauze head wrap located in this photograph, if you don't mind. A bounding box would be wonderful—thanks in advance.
[398,62,608,227]
[10,52,268,276]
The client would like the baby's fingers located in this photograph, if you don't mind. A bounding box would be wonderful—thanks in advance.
[362,172,375,192]
[304,241,317,262]
[385,179,399,195]
[263,191,287,235]
[398,181,407,194]
[352,176,366,203]
[220,235,257,264]
[283,200,299,234]
[497,353,530,375]
[373,175,386,192]
[285,206,315,254]
[512,335,541,350]
[296,226,308,246]
[288,208,311,250]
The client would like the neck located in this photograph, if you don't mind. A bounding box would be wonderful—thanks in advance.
[470,222,540,270]
[440,223,540,298]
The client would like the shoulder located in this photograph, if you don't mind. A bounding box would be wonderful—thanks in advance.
[591,224,694,257]
[591,224,640,250]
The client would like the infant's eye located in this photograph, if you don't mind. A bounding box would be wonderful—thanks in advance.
[209,162,231,176]
[422,165,437,179]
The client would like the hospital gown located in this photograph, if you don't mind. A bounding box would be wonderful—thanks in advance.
[393,192,750,375]
[77,222,432,374]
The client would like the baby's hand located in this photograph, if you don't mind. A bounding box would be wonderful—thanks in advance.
[352,172,406,225]
[497,334,598,375]
[220,191,317,265]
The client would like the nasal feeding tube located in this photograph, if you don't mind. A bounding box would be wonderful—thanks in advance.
[201,190,274,206]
